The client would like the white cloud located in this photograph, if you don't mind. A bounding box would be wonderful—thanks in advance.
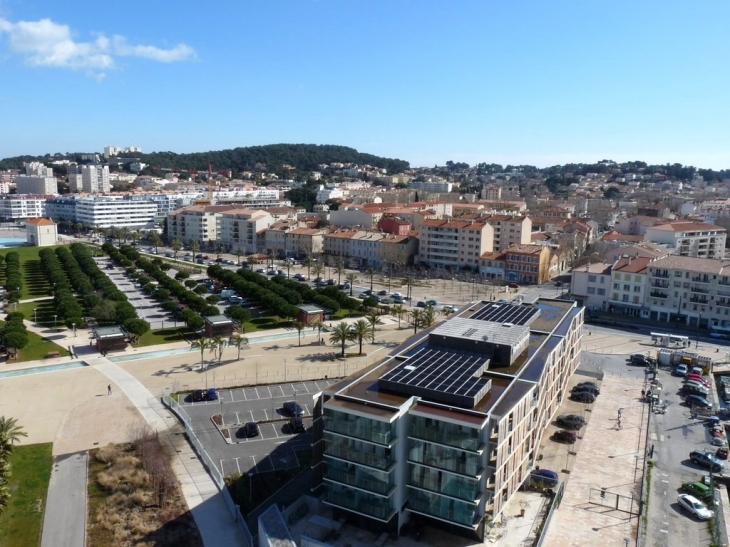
[0,17,195,75]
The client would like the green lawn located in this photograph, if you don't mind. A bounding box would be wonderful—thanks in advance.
[0,246,55,300]
[0,443,53,547]
[16,300,68,329]
[137,326,192,347]
[0,320,69,362]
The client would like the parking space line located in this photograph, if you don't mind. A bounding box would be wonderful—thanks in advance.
[242,389,248,400]
[229,390,236,402]
[235,412,240,424]
[220,459,225,475]
[250,455,257,471]
[303,383,312,394]
[263,409,269,421]
[275,385,285,397]
[234,457,241,475]
[304,404,311,415]
[266,386,273,398]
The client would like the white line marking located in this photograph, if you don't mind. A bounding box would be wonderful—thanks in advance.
[235,412,240,423]
[220,459,225,474]
[242,389,247,400]
[263,409,269,421]
[229,390,236,402]
[235,457,241,474]
[266,386,273,398]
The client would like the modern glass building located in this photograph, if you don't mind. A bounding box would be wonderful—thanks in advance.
[313,298,584,540]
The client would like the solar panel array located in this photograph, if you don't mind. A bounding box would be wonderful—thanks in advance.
[380,348,491,408]
[470,302,539,326]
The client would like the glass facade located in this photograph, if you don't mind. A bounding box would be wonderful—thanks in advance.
[324,408,395,445]
[325,459,395,496]
[324,433,394,470]
[410,415,482,451]
[325,483,394,521]
[408,439,482,477]
[408,463,480,502]
[407,487,478,526]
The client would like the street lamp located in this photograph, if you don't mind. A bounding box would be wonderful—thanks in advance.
[54,314,58,329]
[72,322,76,337]
[34,308,38,323]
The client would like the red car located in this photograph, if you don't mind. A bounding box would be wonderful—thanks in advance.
[686,374,709,387]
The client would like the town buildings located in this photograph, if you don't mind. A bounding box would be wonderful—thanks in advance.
[315,298,584,540]
[0,195,49,220]
[643,221,726,259]
[418,219,493,270]
[25,217,58,246]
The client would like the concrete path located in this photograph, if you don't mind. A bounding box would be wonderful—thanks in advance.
[41,452,87,547]
[85,355,247,547]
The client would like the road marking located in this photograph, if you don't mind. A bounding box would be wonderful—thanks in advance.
[235,457,241,474]
[660,435,664,442]
[650,433,658,441]
[235,412,240,423]
[661,480,669,483]
[660,530,668,534]
[275,441,288,445]
[220,459,225,474]
[266,386,273,398]
[263,409,269,421]
[228,390,236,402]
[242,389,247,400]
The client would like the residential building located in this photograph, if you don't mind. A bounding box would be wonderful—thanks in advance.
[25,162,53,177]
[0,183,10,194]
[349,231,388,268]
[286,228,325,258]
[481,186,502,200]
[378,216,412,236]
[614,215,668,236]
[45,196,80,223]
[330,205,381,229]
[124,192,199,220]
[0,195,49,220]
[15,175,58,195]
[408,179,453,193]
[323,229,363,266]
[74,164,111,193]
[316,299,584,541]
[608,256,651,317]
[25,218,58,246]
[167,205,237,244]
[504,245,552,284]
[569,263,612,311]
[75,197,157,228]
[264,219,299,258]
[218,209,274,254]
[479,251,506,280]
[419,219,493,270]
[644,221,726,259]
[480,215,532,251]
[379,234,418,271]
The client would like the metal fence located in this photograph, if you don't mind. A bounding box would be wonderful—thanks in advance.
[534,482,565,547]
[162,394,255,547]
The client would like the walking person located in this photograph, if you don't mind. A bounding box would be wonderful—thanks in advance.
[107,384,112,395]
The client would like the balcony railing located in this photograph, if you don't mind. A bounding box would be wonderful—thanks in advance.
[325,469,394,496]
[325,419,393,445]
[324,445,393,470]
[650,291,668,299]
[408,455,482,478]
[690,296,709,304]
[409,425,481,452]
[408,476,479,502]
[650,280,669,288]
[690,286,710,294]
[717,301,730,308]
[408,497,477,527]
[651,271,670,278]
[324,491,393,521]
[691,277,711,284]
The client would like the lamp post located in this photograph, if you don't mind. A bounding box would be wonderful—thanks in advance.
[72,323,76,337]
[54,314,58,329]
[34,308,38,323]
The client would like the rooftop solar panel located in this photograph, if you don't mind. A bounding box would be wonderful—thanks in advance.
[379,348,492,408]
[470,302,540,326]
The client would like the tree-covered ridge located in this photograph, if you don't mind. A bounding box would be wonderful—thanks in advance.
[0,144,410,175]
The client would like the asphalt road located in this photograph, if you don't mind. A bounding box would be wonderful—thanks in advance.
[41,452,87,547]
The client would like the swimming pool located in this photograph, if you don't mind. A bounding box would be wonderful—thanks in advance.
[0,237,26,247]
[108,347,193,363]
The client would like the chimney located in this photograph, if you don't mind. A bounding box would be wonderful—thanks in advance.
[628,256,632,265]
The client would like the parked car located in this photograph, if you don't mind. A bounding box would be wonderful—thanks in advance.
[241,422,260,438]
[425,299,438,306]
[507,283,520,289]
[288,417,306,433]
[343,282,351,289]
[442,305,457,312]
[361,289,373,296]
[255,268,266,273]
[326,279,336,285]
[571,385,600,396]
[682,481,713,503]
[690,449,725,472]
[677,494,713,520]
[675,364,689,376]
[392,296,405,304]
[293,273,303,280]
[416,301,427,307]
[556,414,587,430]
[575,381,599,390]
[530,469,559,489]
[283,401,304,417]
[206,388,218,401]
[682,383,709,396]
[684,394,712,408]
[629,354,649,366]
[686,373,710,387]
[570,391,596,403]
[497,299,509,304]
[392,292,403,298]
[192,389,206,402]
[552,430,577,443]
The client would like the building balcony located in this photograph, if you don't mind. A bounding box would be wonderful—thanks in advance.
[324,445,394,471]
[407,494,479,528]
[323,490,395,522]
[409,425,482,453]
[651,271,670,278]
[325,469,395,497]
[689,296,709,304]
[717,301,730,308]
[650,291,668,299]
[325,419,394,446]
[408,474,480,503]
[690,286,710,294]
[650,280,669,289]
[691,276,711,284]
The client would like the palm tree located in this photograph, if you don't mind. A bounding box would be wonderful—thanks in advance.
[247,254,258,268]
[149,231,162,253]
[421,306,437,329]
[410,309,423,334]
[267,250,275,268]
[229,333,249,360]
[189,239,200,257]
[234,248,243,266]
[391,304,405,328]
[311,320,324,343]
[130,230,141,247]
[211,335,227,364]
[335,261,346,285]
[303,256,315,279]
[294,321,305,346]
[345,273,358,296]
[171,237,183,259]
[329,322,353,357]
[401,276,416,301]
[366,311,383,342]
[118,227,131,244]
[349,320,373,355]
[312,262,325,280]
[366,267,377,292]
[0,416,27,453]
[190,338,212,369]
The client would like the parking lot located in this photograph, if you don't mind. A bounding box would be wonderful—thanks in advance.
[180,379,337,476]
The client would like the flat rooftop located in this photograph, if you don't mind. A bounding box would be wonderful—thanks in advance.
[325,298,578,423]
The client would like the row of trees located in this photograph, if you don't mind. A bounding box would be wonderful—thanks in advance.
[2,312,29,356]
[39,249,85,328]
[190,334,249,368]
[3,253,20,303]
[0,416,27,513]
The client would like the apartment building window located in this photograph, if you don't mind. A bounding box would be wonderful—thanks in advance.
[622,295,629,302]
[587,287,596,294]
[675,271,682,277]
[600,277,605,284]
[624,274,631,281]
[623,284,630,291]
[588,275,597,282]
[634,286,641,292]
[597,288,606,295]
[633,296,640,304]
[612,293,619,300]
[674,281,681,287]
[613,283,619,289]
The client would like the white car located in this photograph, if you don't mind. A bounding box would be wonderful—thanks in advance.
[442,305,457,312]
[677,494,713,520]
[675,364,688,377]
[392,292,403,298]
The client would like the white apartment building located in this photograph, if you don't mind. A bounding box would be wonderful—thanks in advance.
[25,162,54,177]
[480,215,532,251]
[75,197,157,228]
[608,256,651,317]
[167,205,232,245]
[285,228,325,257]
[644,221,726,259]
[419,219,494,270]
[80,165,111,193]
[15,175,58,195]
[0,195,48,220]
[569,262,612,311]
[218,209,274,254]
[125,192,199,220]
[263,220,299,258]
[408,179,453,193]
[316,186,345,204]
[215,187,281,201]
[0,183,10,194]
[481,186,502,200]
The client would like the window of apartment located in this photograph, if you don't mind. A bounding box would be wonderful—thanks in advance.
[634,275,641,282]
[634,286,641,292]
[612,293,619,300]
[633,296,640,303]
[600,277,605,284]
[587,287,596,294]
[623,284,630,291]
[613,283,619,289]
[624,274,631,281]
[588,275,597,282]
[674,281,681,287]
[675,271,682,277]
[597,288,606,295]
[622,295,629,302]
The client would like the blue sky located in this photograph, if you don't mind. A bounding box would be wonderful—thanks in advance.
[1,1,729,169]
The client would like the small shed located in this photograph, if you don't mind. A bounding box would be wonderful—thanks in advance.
[297,304,327,325]
[92,325,128,353]
[204,315,234,337]
[26,218,58,246]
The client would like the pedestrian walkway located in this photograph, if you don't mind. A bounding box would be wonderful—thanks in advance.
[84,355,247,546]
[41,452,87,547]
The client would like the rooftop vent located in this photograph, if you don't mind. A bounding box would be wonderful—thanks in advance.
[502,322,514,327]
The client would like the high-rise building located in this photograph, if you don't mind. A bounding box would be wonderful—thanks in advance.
[25,162,54,177]
[15,175,58,195]
[80,165,110,193]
